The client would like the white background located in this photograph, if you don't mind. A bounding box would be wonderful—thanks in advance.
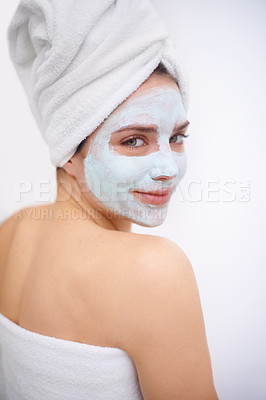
[1,1,266,399]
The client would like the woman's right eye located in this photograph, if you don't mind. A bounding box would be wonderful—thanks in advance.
[121,136,146,148]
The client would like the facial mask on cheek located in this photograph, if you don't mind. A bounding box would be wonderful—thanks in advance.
[83,87,187,227]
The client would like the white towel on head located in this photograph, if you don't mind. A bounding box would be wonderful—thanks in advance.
[7,0,189,167]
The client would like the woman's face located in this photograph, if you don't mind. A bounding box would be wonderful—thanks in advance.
[76,74,189,227]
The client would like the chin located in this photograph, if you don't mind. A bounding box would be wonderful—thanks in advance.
[132,218,166,228]
[120,205,169,228]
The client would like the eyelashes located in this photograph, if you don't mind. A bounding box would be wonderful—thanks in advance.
[120,133,190,148]
[169,133,189,143]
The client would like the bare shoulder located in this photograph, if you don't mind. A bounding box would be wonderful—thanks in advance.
[0,204,53,266]
[135,233,192,273]
[115,233,195,291]
[0,204,51,230]
[108,233,218,400]
[0,204,49,241]
[0,208,22,231]
[0,208,24,256]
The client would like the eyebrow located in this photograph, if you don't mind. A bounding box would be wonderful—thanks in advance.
[112,120,190,135]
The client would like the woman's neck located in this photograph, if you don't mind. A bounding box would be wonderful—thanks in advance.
[54,168,132,232]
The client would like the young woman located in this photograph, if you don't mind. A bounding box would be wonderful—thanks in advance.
[0,63,218,399]
[1,0,220,397]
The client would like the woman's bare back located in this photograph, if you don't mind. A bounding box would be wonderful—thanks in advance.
[0,204,151,349]
[0,204,219,399]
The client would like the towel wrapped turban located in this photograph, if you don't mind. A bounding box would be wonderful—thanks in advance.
[7,0,189,167]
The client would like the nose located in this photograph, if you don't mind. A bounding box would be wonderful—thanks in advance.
[152,174,177,181]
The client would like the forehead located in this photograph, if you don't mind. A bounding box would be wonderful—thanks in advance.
[116,85,182,114]
[103,85,186,130]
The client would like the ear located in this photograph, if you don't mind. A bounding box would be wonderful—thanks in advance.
[61,157,77,177]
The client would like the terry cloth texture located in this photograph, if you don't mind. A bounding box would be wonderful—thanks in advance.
[7,0,189,167]
[0,312,144,399]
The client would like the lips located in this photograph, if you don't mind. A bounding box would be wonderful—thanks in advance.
[131,187,173,205]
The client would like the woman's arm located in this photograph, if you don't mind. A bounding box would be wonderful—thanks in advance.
[120,237,219,400]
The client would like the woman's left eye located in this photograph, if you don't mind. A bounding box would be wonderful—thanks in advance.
[169,133,189,144]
